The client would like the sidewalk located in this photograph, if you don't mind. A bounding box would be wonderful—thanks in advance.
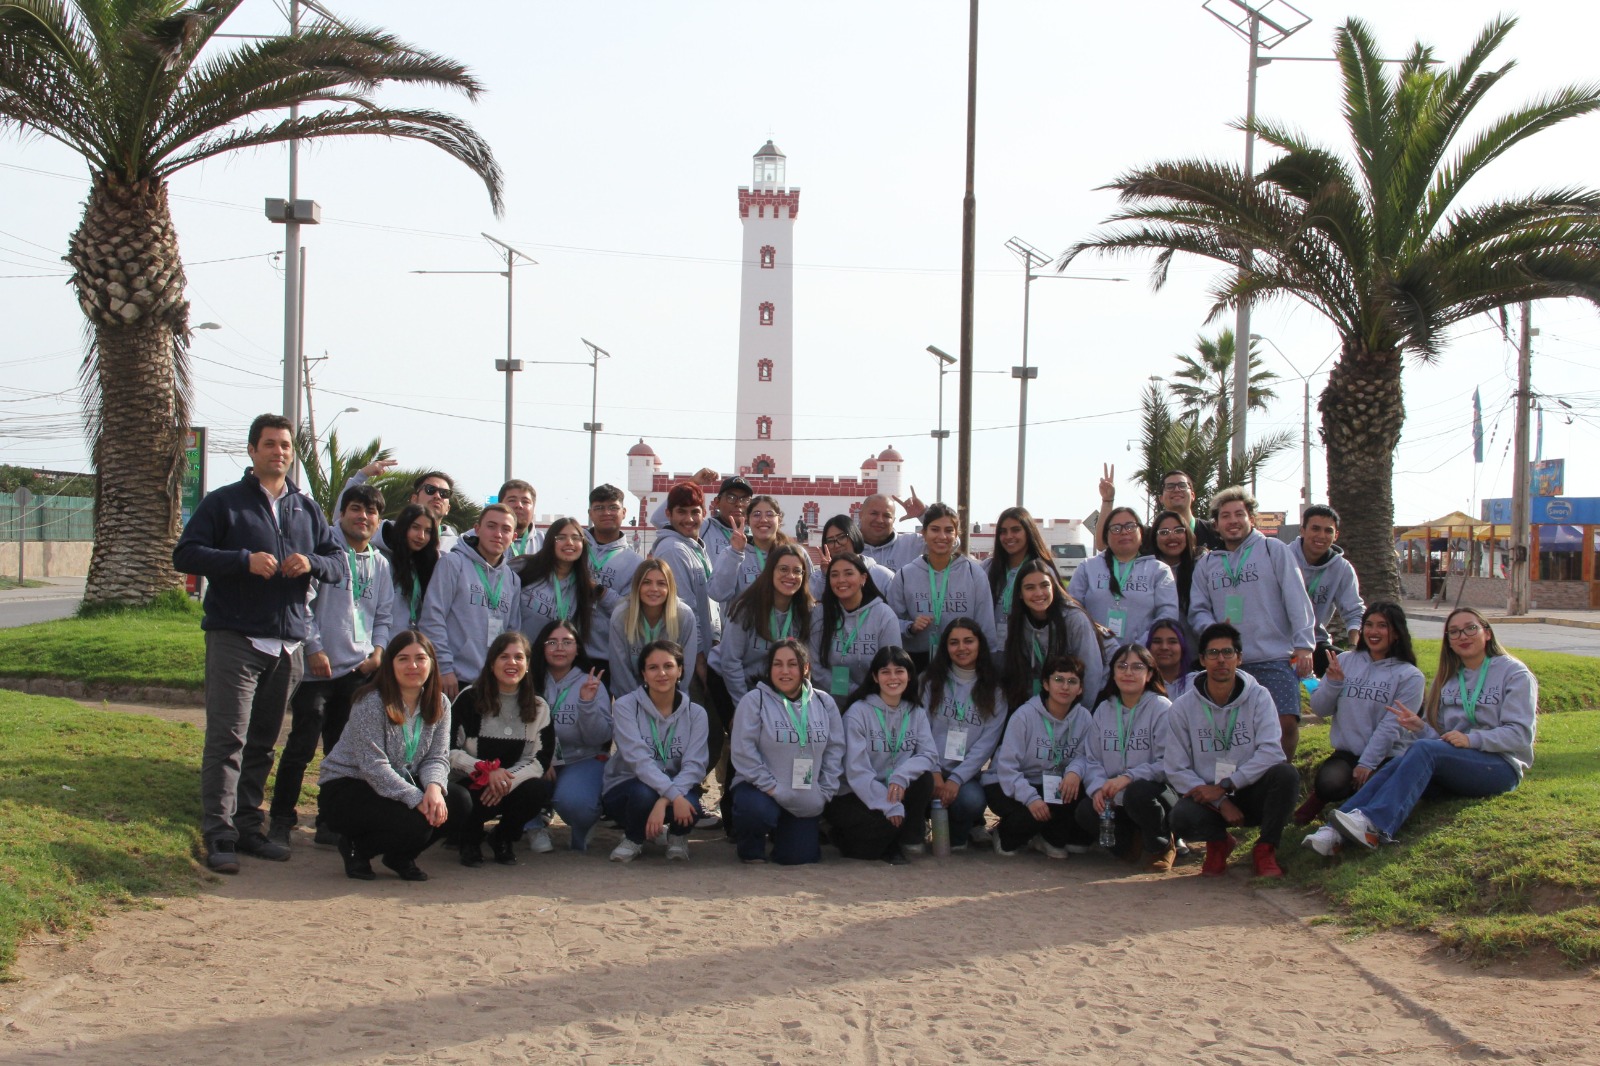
[1407,604,1600,631]
[0,575,86,602]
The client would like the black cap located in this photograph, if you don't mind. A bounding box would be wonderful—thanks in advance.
[719,475,754,497]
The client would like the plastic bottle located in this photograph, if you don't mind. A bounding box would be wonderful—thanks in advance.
[1098,804,1117,849]
[930,798,951,858]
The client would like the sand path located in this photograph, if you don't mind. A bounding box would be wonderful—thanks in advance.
[1,704,1594,1064]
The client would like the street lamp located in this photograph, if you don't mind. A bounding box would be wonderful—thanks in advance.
[926,344,957,501]
[524,340,613,491]
[324,406,358,442]
[1249,332,1334,511]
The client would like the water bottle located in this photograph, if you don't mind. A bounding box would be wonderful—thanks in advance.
[1098,804,1117,849]
[930,799,951,858]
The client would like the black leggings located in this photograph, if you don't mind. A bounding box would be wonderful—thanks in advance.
[825,774,934,859]
[1310,749,1383,806]
[1169,762,1300,848]
[445,777,553,846]
[1072,778,1177,856]
[984,782,1097,851]
[319,777,463,863]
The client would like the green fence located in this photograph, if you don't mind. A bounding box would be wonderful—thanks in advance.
[0,492,94,542]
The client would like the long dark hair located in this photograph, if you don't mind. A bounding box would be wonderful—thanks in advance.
[1355,601,1418,666]
[1003,559,1098,710]
[818,551,884,667]
[528,618,595,693]
[1144,509,1196,617]
[764,637,813,696]
[728,543,815,643]
[387,504,439,613]
[821,514,866,554]
[986,506,1051,604]
[844,644,920,710]
[360,629,446,725]
[1098,507,1146,598]
[465,630,543,725]
[1093,642,1166,708]
[920,617,1001,722]
[516,515,598,645]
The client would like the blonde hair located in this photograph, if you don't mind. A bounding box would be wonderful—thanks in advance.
[1421,607,1508,726]
[624,558,682,645]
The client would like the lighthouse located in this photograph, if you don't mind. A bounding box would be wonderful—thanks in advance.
[734,141,799,476]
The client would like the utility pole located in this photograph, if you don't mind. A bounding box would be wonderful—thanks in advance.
[1508,301,1534,616]
[955,0,979,552]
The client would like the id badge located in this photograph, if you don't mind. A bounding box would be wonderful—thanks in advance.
[553,737,566,769]
[831,665,851,696]
[1106,608,1127,638]
[944,728,968,762]
[791,758,814,790]
[1223,594,1244,625]
[1042,773,1064,805]
[487,611,505,641]
[351,606,369,646]
[1215,760,1237,787]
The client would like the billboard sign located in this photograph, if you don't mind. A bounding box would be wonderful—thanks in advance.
[1531,458,1564,497]
[182,427,207,526]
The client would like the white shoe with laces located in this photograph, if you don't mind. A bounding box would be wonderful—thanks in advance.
[527,827,554,854]
[1302,825,1343,857]
[665,838,690,862]
[609,839,643,863]
[1329,808,1381,851]
[1031,836,1070,860]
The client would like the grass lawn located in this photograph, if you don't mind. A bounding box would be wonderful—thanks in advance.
[0,578,47,591]
[1413,638,1600,713]
[0,690,201,979]
[1283,710,1600,963]
[0,594,205,690]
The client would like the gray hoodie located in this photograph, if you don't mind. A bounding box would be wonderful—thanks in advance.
[923,671,1008,788]
[729,682,846,818]
[1010,610,1108,713]
[1163,670,1287,794]
[542,667,614,766]
[982,557,1022,652]
[601,688,711,801]
[808,598,903,699]
[417,539,521,683]
[1290,539,1365,646]
[888,555,999,656]
[317,690,452,807]
[861,529,926,573]
[715,604,808,705]
[993,696,1095,807]
[516,570,622,662]
[1188,529,1316,661]
[306,542,395,677]
[1078,692,1172,800]
[607,597,699,697]
[1417,654,1538,776]
[840,694,939,818]
[650,526,718,646]
[586,529,643,600]
[1068,553,1179,646]
[1309,650,1422,768]
[709,541,814,605]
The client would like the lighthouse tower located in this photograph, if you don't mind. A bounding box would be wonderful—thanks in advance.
[734,141,799,476]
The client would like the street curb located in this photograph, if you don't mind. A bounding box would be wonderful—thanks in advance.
[1407,612,1600,632]
[0,677,202,705]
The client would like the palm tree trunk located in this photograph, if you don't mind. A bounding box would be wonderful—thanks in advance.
[68,177,191,606]
[1320,343,1404,606]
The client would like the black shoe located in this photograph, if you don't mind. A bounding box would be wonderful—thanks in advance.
[490,838,518,866]
[205,838,240,875]
[267,820,293,848]
[238,832,290,862]
[338,836,375,881]
[883,846,910,866]
[312,824,340,849]
[383,855,430,882]
[459,842,484,868]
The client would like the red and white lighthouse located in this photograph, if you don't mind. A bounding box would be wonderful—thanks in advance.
[735,141,798,476]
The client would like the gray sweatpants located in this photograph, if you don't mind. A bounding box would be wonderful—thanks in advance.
[201,629,303,843]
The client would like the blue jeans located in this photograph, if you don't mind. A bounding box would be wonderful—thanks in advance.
[1340,739,1520,839]
[1241,659,1302,719]
[603,779,704,845]
[550,756,606,851]
[728,783,822,865]
[941,778,989,847]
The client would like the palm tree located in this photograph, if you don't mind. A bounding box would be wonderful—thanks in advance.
[1132,382,1293,518]
[294,429,390,521]
[0,1,503,606]
[368,466,482,532]
[1063,17,1600,604]
[1167,328,1279,432]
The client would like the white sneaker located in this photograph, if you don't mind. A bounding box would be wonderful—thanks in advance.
[652,826,670,845]
[993,836,1020,857]
[609,839,643,863]
[665,837,690,862]
[902,843,926,856]
[1064,844,1091,855]
[968,823,992,845]
[1031,836,1070,860]
[526,827,554,854]
[1329,808,1381,851]
[1302,825,1343,857]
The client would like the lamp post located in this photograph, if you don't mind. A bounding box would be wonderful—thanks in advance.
[1249,333,1334,512]
[926,345,957,500]
[524,340,614,491]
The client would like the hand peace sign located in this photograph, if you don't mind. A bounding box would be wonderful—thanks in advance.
[580,667,604,701]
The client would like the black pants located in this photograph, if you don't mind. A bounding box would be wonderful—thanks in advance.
[1169,762,1300,848]
[825,774,934,859]
[985,783,1096,851]
[1072,779,1177,856]
[1311,749,1380,806]
[1312,642,1334,679]
[445,777,553,846]
[271,668,367,827]
[703,670,736,773]
[319,776,463,864]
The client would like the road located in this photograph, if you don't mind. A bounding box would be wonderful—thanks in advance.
[0,577,85,629]
[1407,607,1600,658]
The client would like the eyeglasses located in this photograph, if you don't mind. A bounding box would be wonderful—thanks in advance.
[1446,624,1484,640]
[823,534,852,548]
[1048,675,1082,686]
[1156,527,1187,538]
[1161,482,1192,493]
[1108,522,1139,535]
[591,503,623,513]
[775,566,808,579]
[1202,648,1239,661]
[553,534,585,545]
[419,484,450,498]
[544,638,577,649]
[1114,661,1149,674]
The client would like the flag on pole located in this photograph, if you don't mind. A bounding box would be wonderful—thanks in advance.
[1472,388,1484,463]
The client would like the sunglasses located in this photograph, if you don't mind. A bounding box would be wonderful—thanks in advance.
[419,484,450,498]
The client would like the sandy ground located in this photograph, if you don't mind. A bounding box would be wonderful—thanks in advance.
[1,703,1595,1065]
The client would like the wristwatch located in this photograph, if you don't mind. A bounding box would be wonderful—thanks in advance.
[1220,778,1237,795]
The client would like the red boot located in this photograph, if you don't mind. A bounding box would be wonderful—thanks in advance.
[1200,836,1235,877]
[1252,842,1284,878]
[1292,791,1325,826]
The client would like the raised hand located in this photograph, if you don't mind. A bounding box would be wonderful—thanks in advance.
[730,510,748,553]
[579,667,603,701]
[1099,463,1116,503]
[361,458,398,478]
[892,488,926,521]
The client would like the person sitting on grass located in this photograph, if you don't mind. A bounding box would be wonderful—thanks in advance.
[317,629,456,883]
[446,631,555,868]
[986,654,1097,860]
[601,641,710,863]
[1164,622,1300,879]
[1297,602,1425,850]
[1326,608,1537,853]
[1077,643,1179,872]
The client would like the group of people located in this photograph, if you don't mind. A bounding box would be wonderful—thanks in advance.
[172,415,1539,881]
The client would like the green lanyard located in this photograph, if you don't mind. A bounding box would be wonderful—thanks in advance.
[1201,699,1242,751]
[770,607,793,642]
[689,541,712,582]
[1000,565,1019,615]
[751,545,768,578]
[593,542,623,573]
[1030,632,1046,696]
[928,563,951,633]
[1042,711,1074,770]
[400,711,423,768]
[471,559,505,611]
[781,688,812,747]
[551,575,572,621]
[642,614,663,642]
[550,676,579,713]
[836,608,870,656]
[1458,662,1490,728]
[647,712,679,765]
[873,703,912,781]
[1220,543,1255,585]
[950,697,973,725]
[1111,556,1134,600]
[1114,696,1138,765]
[345,545,372,605]
[407,574,422,625]
[1306,570,1324,600]
[511,529,535,557]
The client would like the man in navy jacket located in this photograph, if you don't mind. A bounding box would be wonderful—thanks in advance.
[174,414,343,873]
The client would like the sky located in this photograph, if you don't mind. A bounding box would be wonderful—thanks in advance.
[5,0,1600,530]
